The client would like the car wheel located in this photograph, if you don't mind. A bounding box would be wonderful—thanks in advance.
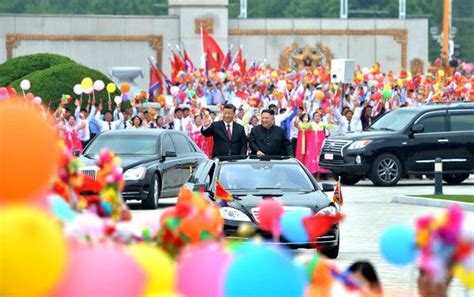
[142,174,160,209]
[336,173,362,185]
[443,173,469,185]
[369,153,402,186]
[321,235,340,259]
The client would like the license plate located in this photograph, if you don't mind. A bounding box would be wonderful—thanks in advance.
[324,153,334,160]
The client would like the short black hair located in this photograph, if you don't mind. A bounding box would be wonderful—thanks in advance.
[156,115,163,121]
[131,115,143,126]
[268,104,277,110]
[261,109,275,116]
[223,103,236,113]
[210,111,216,116]
[280,108,287,114]
[347,261,382,294]
[182,106,190,111]
[103,110,113,116]
[174,107,183,113]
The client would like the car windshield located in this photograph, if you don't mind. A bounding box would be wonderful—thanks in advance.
[85,135,158,156]
[369,109,418,131]
[218,163,315,192]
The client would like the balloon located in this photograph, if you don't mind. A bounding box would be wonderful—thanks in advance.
[225,244,307,297]
[382,89,391,100]
[177,243,231,297]
[280,210,311,242]
[454,265,474,289]
[362,67,369,74]
[0,87,8,99]
[356,73,363,81]
[127,244,175,296]
[258,199,283,232]
[33,96,42,105]
[313,69,319,76]
[0,98,59,202]
[48,195,77,222]
[271,71,278,78]
[84,86,94,94]
[122,93,129,102]
[65,212,104,241]
[179,91,187,100]
[277,80,287,90]
[383,84,391,91]
[93,80,105,91]
[380,225,416,266]
[170,86,180,96]
[438,69,445,77]
[114,96,122,105]
[20,79,31,90]
[0,206,68,296]
[73,84,83,95]
[52,244,145,297]
[81,77,93,89]
[120,83,130,93]
[26,92,34,100]
[315,90,324,100]
[217,72,226,81]
[106,82,116,93]
[368,74,374,80]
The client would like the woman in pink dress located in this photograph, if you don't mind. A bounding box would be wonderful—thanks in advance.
[311,112,332,177]
[189,115,213,158]
[64,115,84,153]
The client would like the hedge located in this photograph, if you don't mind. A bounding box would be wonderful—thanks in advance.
[0,53,75,86]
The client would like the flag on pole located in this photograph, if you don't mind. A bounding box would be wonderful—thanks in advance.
[148,65,161,100]
[332,176,343,206]
[183,48,195,73]
[215,180,232,202]
[221,47,232,70]
[202,27,224,67]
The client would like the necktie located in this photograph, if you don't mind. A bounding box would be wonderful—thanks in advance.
[124,121,127,129]
[179,119,183,131]
[226,124,232,140]
[108,122,112,130]
[347,121,351,132]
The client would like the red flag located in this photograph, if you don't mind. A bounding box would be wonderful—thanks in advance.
[202,27,224,67]
[206,50,220,72]
[236,90,249,100]
[183,48,195,72]
[215,180,232,201]
[303,213,344,242]
[173,51,185,73]
[149,63,163,100]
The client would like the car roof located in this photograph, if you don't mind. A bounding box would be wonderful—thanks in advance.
[388,102,474,115]
[215,155,299,165]
[99,129,177,137]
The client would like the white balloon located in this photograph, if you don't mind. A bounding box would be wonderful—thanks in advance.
[33,96,42,104]
[84,86,94,94]
[277,80,287,90]
[93,80,105,91]
[362,67,369,75]
[20,79,31,90]
[170,86,180,96]
[114,96,122,105]
[73,84,83,95]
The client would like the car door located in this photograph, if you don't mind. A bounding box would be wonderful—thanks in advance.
[185,160,216,191]
[406,110,451,173]
[159,133,181,197]
[446,109,474,172]
[170,133,199,187]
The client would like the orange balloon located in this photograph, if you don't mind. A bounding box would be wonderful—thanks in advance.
[120,83,131,93]
[0,98,60,202]
[315,90,325,100]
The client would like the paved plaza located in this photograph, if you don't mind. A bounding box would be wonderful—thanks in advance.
[130,176,474,296]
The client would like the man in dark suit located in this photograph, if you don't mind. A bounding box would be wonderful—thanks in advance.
[201,104,247,158]
[250,109,291,157]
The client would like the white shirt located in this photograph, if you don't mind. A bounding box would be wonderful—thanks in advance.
[333,107,363,135]
[274,109,291,127]
[95,110,124,133]
[203,120,234,136]
[74,105,96,142]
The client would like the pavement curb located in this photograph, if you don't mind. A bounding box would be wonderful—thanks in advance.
[391,195,474,211]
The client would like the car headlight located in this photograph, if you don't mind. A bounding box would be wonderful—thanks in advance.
[347,140,372,150]
[220,207,251,221]
[316,206,337,216]
[123,167,147,180]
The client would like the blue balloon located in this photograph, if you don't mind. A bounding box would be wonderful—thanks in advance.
[225,244,308,297]
[122,93,129,101]
[49,195,78,222]
[280,210,311,243]
[380,225,416,266]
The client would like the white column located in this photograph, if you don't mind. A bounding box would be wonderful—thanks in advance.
[340,0,348,19]
[399,0,406,20]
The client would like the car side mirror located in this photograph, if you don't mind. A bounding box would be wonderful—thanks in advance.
[73,150,81,157]
[164,150,177,159]
[410,124,424,135]
[192,183,208,192]
[321,183,334,192]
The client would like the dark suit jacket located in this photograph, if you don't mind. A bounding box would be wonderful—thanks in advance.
[201,121,247,158]
[249,124,291,156]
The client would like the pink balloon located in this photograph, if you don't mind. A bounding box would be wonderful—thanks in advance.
[52,244,145,297]
[26,92,34,100]
[176,243,232,297]
[0,87,8,98]
[258,199,283,232]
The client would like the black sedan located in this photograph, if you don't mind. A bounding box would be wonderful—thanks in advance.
[78,129,208,209]
[185,156,341,258]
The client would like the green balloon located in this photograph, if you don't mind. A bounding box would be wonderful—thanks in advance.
[382,89,391,100]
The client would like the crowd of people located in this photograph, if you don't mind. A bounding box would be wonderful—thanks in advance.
[52,62,473,180]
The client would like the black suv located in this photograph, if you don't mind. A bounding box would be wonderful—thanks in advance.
[320,103,474,186]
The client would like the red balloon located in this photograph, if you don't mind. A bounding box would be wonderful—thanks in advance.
[26,93,34,100]
[179,91,187,100]
[258,199,283,232]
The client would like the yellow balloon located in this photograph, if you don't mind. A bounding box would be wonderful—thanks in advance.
[106,82,117,93]
[356,73,363,81]
[271,71,278,78]
[81,77,93,89]
[384,84,391,91]
[454,265,474,289]
[438,70,445,77]
[0,207,68,296]
[127,244,175,296]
